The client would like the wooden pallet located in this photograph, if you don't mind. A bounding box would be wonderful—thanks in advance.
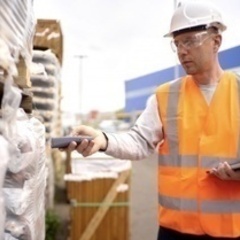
[67,170,131,240]
[14,55,31,88]
[33,19,63,65]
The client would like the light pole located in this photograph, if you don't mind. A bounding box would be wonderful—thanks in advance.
[74,55,87,117]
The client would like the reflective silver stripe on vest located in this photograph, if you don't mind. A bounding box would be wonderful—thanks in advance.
[201,200,240,213]
[166,79,182,155]
[159,194,197,211]
[159,155,238,168]
[159,155,197,167]
[159,194,240,213]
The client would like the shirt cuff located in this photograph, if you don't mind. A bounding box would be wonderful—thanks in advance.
[99,132,109,152]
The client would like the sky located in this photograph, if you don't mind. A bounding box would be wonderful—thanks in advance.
[33,0,240,114]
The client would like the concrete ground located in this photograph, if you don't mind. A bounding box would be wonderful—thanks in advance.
[54,153,158,240]
[130,153,158,240]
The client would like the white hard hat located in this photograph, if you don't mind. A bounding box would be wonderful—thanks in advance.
[164,1,227,37]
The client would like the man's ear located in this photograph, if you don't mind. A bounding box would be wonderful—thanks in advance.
[213,34,222,52]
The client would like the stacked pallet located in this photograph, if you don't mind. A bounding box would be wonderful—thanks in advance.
[0,1,48,239]
[64,153,131,240]
[31,19,64,209]
[31,19,63,142]
[34,19,63,66]
[31,49,62,141]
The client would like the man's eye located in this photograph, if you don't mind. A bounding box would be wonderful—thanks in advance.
[184,40,193,46]
[174,41,179,47]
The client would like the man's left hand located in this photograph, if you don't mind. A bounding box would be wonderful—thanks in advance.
[209,162,240,180]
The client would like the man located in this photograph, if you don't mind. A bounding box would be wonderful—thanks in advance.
[66,1,240,239]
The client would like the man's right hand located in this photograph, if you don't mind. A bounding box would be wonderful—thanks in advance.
[66,125,108,157]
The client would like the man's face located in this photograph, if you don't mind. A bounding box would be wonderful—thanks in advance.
[172,31,215,75]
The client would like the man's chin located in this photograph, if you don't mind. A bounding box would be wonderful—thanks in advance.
[184,67,196,75]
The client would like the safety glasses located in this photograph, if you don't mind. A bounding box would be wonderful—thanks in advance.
[170,31,212,52]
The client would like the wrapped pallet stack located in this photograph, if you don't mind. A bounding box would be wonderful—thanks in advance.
[0,1,48,239]
[31,19,63,209]
[32,19,63,142]
[3,109,47,240]
[30,49,62,209]
[31,49,62,142]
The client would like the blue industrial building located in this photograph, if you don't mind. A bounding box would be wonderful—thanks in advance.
[124,45,240,112]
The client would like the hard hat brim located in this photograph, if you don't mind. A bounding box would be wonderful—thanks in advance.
[164,23,227,38]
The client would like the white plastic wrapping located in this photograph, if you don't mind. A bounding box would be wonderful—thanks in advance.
[0,198,6,232]
[4,178,36,216]
[2,109,47,240]
[64,152,132,182]
[28,117,47,240]
[0,2,45,238]
[0,136,9,187]
[0,39,17,75]
[0,136,9,240]
[4,233,19,240]
[0,0,35,66]
[5,215,31,240]
[4,170,47,239]
[1,80,22,134]
[7,109,39,174]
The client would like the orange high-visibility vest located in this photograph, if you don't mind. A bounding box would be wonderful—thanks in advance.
[156,72,240,237]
